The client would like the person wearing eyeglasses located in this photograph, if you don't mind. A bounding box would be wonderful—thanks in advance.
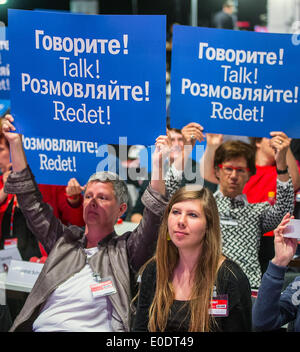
[167,132,295,290]
[212,137,294,290]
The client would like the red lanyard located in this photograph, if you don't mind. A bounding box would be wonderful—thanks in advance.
[9,195,17,237]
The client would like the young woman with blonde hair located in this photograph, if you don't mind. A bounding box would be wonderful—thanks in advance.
[133,186,252,332]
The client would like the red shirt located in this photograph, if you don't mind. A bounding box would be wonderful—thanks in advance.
[0,175,13,238]
[38,184,84,227]
[243,164,300,236]
[243,165,277,203]
[0,180,84,240]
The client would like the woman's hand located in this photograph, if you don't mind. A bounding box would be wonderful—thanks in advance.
[269,131,290,168]
[272,213,299,267]
[205,133,223,148]
[181,122,205,148]
[1,114,20,145]
[150,135,171,195]
[153,135,172,164]
[65,178,85,206]
[1,114,27,172]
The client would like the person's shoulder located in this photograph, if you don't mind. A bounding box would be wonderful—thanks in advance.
[247,201,269,211]
[218,258,249,283]
[141,259,157,279]
[64,224,85,242]
[144,259,156,273]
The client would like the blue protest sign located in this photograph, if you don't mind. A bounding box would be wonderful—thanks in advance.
[21,135,141,186]
[0,27,10,100]
[170,25,300,138]
[0,99,10,115]
[8,10,166,185]
[8,10,166,144]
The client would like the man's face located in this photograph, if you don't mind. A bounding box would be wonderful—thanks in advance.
[83,181,126,234]
[215,157,251,198]
[169,130,184,161]
[224,4,235,15]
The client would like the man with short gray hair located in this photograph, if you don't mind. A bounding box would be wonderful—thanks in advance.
[2,114,169,332]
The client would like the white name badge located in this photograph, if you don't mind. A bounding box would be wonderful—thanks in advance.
[90,277,117,298]
[6,259,43,290]
[220,218,238,226]
[209,295,229,317]
[0,247,22,273]
[4,238,18,249]
[283,219,300,240]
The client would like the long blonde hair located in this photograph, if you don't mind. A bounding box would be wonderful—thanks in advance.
[147,186,222,332]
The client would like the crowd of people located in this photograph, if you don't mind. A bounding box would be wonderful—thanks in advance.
[0,111,299,333]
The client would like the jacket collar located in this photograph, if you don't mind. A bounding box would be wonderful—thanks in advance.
[97,231,117,246]
[65,225,117,248]
[214,190,248,206]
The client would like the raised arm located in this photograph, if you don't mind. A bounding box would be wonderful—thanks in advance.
[253,213,299,331]
[270,131,290,183]
[127,134,169,271]
[172,122,205,173]
[2,115,65,253]
[150,135,170,196]
[0,165,12,205]
[65,177,85,207]
[199,133,223,184]
[270,131,300,190]
[260,133,295,233]
[1,115,27,172]
[162,123,206,198]
[272,213,298,267]
[286,147,300,191]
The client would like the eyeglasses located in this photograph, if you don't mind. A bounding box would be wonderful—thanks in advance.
[218,164,250,175]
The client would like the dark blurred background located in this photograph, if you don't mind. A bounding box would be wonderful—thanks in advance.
[0,0,267,34]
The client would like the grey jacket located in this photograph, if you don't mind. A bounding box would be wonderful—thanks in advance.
[5,166,168,332]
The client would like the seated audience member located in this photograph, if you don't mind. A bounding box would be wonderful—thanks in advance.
[201,132,300,200]
[2,114,169,332]
[252,213,300,332]
[173,134,295,289]
[130,122,218,223]
[133,186,252,332]
[201,132,300,274]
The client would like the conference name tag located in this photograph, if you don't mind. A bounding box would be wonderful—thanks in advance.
[220,217,238,226]
[90,277,117,298]
[4,238,18,249]
[209,295,229,317]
